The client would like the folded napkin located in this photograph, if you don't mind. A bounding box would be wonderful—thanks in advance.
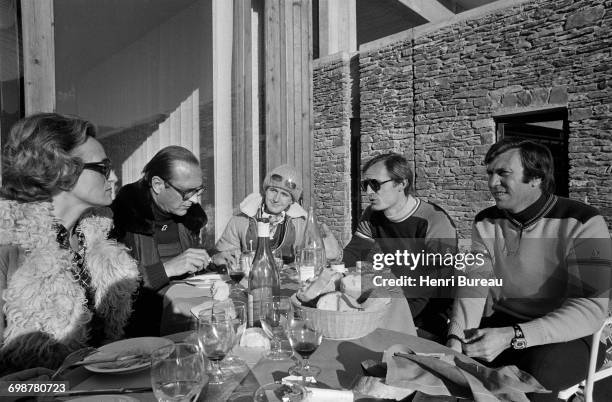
[305,387,354,402]
[282,376,354,401]
[383,344,549,402]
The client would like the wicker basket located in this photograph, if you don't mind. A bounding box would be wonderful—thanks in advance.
[290,294,390,340]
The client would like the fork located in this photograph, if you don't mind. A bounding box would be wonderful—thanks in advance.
[51,347,98,380]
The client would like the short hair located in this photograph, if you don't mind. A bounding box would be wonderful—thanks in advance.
[362,153,413,195]
[1,113,96,202]
[142,146,199,185]
[484,138,555,194]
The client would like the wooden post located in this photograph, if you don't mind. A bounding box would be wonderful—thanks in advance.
[264,0,312,207]
[232,0,254,205]
[318,0,356,57]
[21,0,55,114]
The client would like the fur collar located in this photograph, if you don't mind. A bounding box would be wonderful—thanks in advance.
[111,179,207,235]
[0,199,139,370]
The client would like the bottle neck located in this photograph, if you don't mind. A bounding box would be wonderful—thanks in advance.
[254,222,273,258]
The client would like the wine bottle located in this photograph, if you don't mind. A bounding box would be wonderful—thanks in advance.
[297,206,326,282]
[247,219,280,327]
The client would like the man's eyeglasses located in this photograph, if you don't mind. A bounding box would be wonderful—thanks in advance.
[360,178,394,192]
[270,173,297,190]
[83,158,112,180]
[165,180,204,201]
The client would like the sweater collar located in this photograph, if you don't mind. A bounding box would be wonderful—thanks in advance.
[505,193,556,228]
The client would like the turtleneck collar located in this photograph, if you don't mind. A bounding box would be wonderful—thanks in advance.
[506,193,555,228]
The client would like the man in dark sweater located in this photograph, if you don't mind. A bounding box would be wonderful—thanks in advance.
[343,153,457,338]
[111,146,210,334]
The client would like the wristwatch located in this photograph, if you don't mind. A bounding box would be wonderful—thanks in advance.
[510,324,527,350]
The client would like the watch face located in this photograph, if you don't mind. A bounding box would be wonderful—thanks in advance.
[512,338,527,349]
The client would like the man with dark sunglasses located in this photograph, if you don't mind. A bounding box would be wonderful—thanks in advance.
[111,146,209,335]
[212,164,341,268]
[343,153,457,339]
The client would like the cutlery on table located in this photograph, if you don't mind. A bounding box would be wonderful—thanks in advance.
[53,387,153,397]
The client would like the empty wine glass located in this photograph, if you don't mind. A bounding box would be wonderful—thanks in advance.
[150,343,207,402]
[286,312,323,382]
[221,301,247,370]
[198,311,235,384]
[261,296,293,360]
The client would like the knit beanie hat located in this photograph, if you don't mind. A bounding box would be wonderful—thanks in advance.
[262,164,303,202]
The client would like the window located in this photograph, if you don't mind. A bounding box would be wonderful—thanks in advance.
[495,108,569,197]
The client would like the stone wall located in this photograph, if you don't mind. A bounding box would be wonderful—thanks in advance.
[312,53,354,244]
[314,0,611,238]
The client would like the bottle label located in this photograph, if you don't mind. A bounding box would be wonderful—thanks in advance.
[299,265,315,282]
[248,287,273,327]
[257,222,270,238]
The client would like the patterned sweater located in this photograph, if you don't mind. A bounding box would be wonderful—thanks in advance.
[449,194,612,347]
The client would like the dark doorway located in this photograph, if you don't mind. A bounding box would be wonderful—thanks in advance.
[495,108,569,197]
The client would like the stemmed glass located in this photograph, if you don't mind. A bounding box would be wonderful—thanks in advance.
[221,301,248,370]
[227,259,247,296]
[286,312,323,382]
[261,296,293,360]
[197,311,235,384]
[150,343,207,402]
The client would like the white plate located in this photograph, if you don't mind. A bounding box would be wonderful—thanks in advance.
[183,273,226,287]
[84,337,173,374]
[67,396,139,402]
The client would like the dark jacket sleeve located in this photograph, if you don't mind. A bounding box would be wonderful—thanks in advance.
[119,232,169,291]
[342,235,375,267]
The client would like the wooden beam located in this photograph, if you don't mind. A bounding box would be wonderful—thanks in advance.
[265,0,282,171]
[213,0,234,241]
[318,0,356,57]
[21,0,55,114]
[396,0,454,22]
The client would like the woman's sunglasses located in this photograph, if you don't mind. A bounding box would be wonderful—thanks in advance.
[360,178,394,192]
[83,158,112,180]
[270,173,297,190]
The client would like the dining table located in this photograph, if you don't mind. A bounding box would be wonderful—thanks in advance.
[63,269,426,401]
[64,328,458,401]
[159,268,417,337]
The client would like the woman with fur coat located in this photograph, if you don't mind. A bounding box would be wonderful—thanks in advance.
[0,113,140,374]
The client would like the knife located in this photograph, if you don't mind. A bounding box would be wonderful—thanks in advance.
[54,387,153,397]
[69,353,150,369]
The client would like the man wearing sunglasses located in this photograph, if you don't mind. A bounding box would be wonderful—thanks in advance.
[212,164,340,268]
[111,146,209,335]
[343,153,457,339]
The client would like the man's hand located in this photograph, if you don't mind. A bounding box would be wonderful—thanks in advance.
[462,327,515,362]
[212,250,241,268]
[321,223,341,261]
[164,248,211,278]
[446,337,463,353]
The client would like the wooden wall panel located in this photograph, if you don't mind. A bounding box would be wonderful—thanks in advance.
[21,0,55,114]
[264,0,312,206]
[232,0,254,205]
[121,90,200,186]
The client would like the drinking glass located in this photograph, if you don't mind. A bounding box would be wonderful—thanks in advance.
[286,313,323,381]
[261,296,293,360]
[150,343,207,402]
[197,311,235,384]
[221,301,247,370]
[272,248,284,272]
[227,259,247,296]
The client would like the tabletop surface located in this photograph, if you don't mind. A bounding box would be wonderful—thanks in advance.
[69,328,451,401]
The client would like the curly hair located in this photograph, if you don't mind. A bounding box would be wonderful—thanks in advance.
[1,113,97,202]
